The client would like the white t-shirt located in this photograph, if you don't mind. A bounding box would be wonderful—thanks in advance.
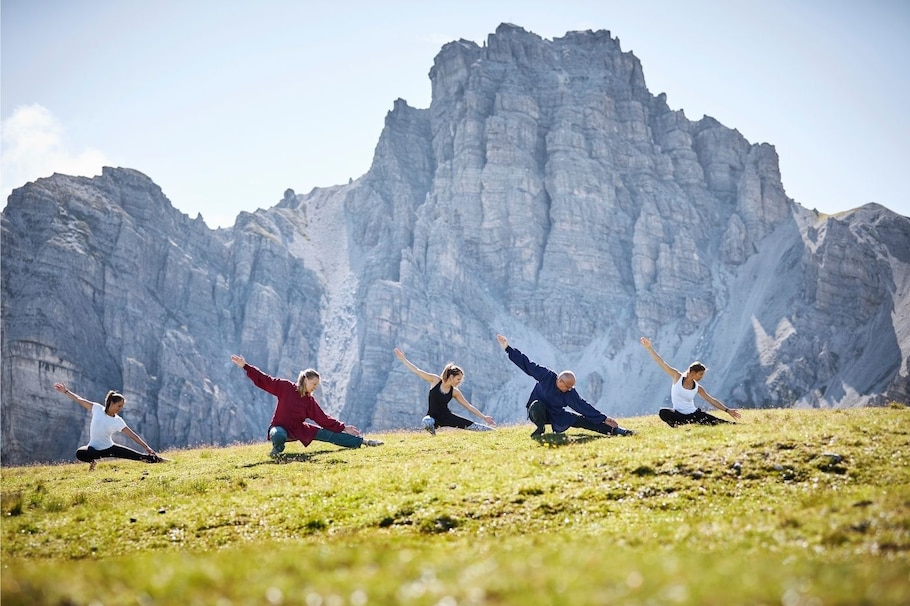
[88,403,127,449]
[670,375,699,414]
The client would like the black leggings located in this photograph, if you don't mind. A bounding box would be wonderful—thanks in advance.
[659,408,730,427]
[76,445,156,463]
[427,409,474,429]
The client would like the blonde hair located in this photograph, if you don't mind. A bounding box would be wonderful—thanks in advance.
[297,369,320,395]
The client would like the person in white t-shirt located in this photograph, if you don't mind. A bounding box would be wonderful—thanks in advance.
[639,338,742,427]
[54,383,163,470]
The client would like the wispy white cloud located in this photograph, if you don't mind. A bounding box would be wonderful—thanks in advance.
[1,104,109,207]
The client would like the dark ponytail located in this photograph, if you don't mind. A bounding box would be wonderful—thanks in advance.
[441,363,463,382]
[104,391,124,413]
[688,362,707,373]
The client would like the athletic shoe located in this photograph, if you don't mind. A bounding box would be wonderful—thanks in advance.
[612,426,635,437]
[362,439,384,447]
[466,423,494,432]
[530,426,545,439]
[422,415,436,436]
[268,441,286,458]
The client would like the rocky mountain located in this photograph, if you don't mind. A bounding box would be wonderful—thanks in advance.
[3,24,908,465]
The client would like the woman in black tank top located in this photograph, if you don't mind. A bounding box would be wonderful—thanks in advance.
[394,348,496,434]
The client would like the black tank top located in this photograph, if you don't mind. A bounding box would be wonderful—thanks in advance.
[427,381,454,415]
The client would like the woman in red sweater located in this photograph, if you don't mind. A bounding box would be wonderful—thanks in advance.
[231,354,382,457]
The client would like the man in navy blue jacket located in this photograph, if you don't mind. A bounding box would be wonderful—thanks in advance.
[497,334,634,438]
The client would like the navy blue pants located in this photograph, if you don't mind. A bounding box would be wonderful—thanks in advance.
[528,400,624,436]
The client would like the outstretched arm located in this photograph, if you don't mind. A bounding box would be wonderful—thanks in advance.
[639,338,681,381]
[121,426,158,455]
[306,400,352,435]
[231,354,285,396]
[54,383,94,412]
[697,386,742,420]
[565,391,615,428]
[452,389,496,426]
[393,348,441,384]
[497,334,556,384]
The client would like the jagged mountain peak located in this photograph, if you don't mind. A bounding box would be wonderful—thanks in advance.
[3,25,907,465]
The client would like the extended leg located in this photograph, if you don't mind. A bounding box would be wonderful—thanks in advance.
[570,415,633,436]
[106,444,158,462]
[692,410,731,425]
[434,411,476,431]
[313,428,364,449]
[76,444,156,468]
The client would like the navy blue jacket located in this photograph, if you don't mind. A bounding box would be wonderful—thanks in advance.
[505,346,607,432]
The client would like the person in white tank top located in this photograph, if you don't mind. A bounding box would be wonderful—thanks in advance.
[670,374,699,415]
[640,338,742,427]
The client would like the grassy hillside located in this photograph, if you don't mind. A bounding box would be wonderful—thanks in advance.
[2,407,908,605]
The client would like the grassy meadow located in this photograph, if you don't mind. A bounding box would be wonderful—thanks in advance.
[2,407,908,605]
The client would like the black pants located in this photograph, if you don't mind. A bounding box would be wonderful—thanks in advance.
[76,444,155,463]
[528,400,620,436]
[659,408,729,427]
[427,409,474,429]
[569,415,620,435]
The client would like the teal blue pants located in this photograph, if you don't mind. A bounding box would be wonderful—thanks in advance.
[270,426,363,450]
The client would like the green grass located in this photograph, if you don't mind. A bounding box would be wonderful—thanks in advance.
[2,407,908,605]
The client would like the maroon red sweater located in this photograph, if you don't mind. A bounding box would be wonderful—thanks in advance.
[243,363,346,445]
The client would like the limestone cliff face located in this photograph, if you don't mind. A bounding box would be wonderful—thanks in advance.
[1,169,328,463]
[3,24,908,464]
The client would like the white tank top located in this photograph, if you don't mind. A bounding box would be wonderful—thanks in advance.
[670,375,698,414]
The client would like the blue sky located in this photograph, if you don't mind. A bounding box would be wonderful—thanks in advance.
[2,0,908,227]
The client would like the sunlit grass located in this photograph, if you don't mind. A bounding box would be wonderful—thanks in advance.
[2,407,908,605]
